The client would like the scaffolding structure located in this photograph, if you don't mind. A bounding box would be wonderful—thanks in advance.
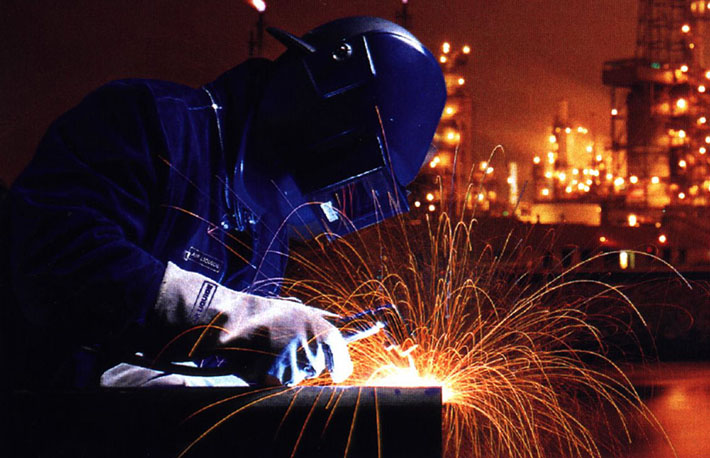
[603,0,710,209]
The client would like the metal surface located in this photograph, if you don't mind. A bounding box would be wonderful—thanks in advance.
[7,386,441,457]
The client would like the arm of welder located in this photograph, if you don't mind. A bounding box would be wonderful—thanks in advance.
[8,82,166,350]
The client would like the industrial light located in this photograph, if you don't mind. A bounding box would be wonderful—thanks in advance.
[611,108,618,116]
[442,42,450,54]
[658,234,667,244]
[462,45,471,54]
[486,166,494,174]
[679,159,687,168]
[549,135,557,144]
[533,156,541,164]
[414,200,421,208]
[678,192,686,199]
[440,56,448,64]
[541,188,550,196]
[682,24,691,33]
[651,176,660,184]
[599,236,607,243]
[614,177,625,186]
[251,0,266,12]
[676,98,688,109]
[619,251,629,270]
[428,204,436,212]
[630,175,639,184]
[681,65,689,73]
[701,147,707,154]
[426,192,435,201]
[699,85,707,93]
[627,214,638,227]
[457,77,465,85]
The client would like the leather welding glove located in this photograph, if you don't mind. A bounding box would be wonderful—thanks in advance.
[153,262,352,385]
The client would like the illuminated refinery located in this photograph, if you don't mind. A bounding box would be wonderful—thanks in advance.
[411,0,710,273]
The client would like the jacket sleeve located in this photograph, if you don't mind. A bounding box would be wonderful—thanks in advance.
[8,81,168,347]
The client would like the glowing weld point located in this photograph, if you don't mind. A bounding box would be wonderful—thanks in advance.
[367,365,454,403]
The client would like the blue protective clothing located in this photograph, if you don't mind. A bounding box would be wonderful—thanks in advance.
[3,59,290,388]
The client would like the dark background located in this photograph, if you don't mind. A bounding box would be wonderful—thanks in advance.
[1,0,640,186]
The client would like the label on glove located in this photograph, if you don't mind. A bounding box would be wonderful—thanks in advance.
[190,280,218,322]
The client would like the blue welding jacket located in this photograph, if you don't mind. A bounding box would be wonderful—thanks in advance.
[3,59,288,388]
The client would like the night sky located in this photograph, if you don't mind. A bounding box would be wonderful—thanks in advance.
[1,0,638,186]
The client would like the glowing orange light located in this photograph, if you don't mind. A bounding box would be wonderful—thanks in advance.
[627,214,637,227]
[444,106,455,116]
[698,116,707,125]
[679,192,687,199]
[426,192,435,201]
[619,251,629,269]
[440,56,448,64]
[700,147,707,154]
[699,85,707,93]
[679,159,687,168]
[681,65,689,73]
[611,108,618,116]
[250,0,266,12]
[549,135,557,144]
[651,176,660,184]
[676,98,688,110]
[414,200,421,208]
[658,234,667,244]
[533,156,541,164]
[541,188,550,197]
[682,24,691,33]
[428,204,436,212]
[599,236,607,243]
[457,77,465,85]
[462,45,471,54]
[630,175,639,184]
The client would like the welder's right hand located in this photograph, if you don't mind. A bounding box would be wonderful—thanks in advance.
[152,262,352,385]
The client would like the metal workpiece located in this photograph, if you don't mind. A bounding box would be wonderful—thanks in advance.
[8,386,442,458]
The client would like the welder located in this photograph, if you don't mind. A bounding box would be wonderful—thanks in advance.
[1,17,445,389]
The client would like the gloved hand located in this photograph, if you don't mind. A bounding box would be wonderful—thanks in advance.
[153,262,352,386]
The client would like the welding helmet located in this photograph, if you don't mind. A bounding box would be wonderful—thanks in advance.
[239,16,446,239]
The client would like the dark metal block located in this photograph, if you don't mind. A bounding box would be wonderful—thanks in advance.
[7,386,441,458]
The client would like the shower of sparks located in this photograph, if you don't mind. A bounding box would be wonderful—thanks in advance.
[282,208,670,458]
[156,154,673,457]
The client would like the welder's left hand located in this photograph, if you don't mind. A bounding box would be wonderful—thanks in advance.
[152,262,352,386]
